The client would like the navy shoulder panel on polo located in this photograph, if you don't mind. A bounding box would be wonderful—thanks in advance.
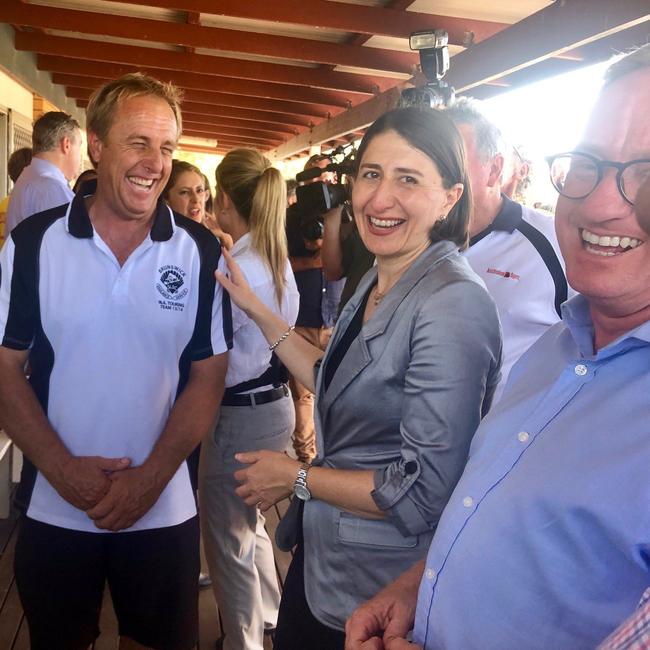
[6,204,67,514]
[3,203,68,350]
[470,196,567,317]
[515,218,568,317]
[171,212,233,398]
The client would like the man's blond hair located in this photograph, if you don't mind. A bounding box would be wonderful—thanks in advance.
[86,73,183,141]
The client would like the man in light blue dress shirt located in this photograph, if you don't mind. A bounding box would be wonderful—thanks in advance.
[6,111,81,236]
[346,44,650,650]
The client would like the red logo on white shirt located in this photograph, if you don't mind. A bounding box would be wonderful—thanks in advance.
[486,267,520,280]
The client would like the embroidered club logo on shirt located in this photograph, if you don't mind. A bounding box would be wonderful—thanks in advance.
[156,264,188,309]
[486,267,520,281]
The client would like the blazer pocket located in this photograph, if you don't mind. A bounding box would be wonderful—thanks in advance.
[337,512,417,548]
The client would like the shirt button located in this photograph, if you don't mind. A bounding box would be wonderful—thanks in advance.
[574,364,588,376]
[425,568,436,580]
[518,431,530,442]
[462,496,474,508]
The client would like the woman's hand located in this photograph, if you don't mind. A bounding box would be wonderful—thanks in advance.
[233,450,298,511]
[215,249,266,318]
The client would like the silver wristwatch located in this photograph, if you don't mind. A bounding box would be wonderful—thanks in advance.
[293,463,312,501]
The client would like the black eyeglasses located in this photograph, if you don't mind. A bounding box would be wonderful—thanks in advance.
[545,151,650,206]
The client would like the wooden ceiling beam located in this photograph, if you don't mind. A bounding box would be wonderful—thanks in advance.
[185,130,283,147]
[267,85,403,159]
[0,1,416,74]
[40,56,354,110]
[270,0,649,159]
[52,73,330,121]
[183,119,300,138]
[108,0,507,45]
[16,32,394,95]
[68,86,313,129]
[446,0,650,92]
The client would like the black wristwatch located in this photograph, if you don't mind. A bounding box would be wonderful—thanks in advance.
[293,463,312,501]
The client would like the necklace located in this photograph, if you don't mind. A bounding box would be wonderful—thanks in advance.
[372,285,385,307]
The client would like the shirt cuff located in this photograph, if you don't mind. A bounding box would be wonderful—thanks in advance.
[371,455,430,537]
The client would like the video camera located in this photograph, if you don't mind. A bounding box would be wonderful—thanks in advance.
[400,29,455,109]
[290,143,356,243]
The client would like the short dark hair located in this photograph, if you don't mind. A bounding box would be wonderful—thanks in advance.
[32,112,80,155]
[8,147,32,183]
[355,106,471,249]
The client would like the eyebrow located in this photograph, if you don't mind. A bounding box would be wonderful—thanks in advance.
[359,162,424,176]
[127,135,177,147]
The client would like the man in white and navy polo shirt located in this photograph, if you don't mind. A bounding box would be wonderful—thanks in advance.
[0,74,231,650]
[446,98,569,402]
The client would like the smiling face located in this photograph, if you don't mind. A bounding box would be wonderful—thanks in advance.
[555,67,650,317]
[166,170,205,222]
[89,95,178,223]
[352,130,463,263]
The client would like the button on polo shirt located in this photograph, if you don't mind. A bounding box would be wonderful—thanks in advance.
[0,188,232,533]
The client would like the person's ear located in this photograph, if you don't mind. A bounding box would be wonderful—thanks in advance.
[60,136,71,155]
[87,131,103,166]
[443,183,464,213]
[488,153,505,188]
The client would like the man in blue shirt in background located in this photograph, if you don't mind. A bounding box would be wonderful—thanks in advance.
[346,44,650,650]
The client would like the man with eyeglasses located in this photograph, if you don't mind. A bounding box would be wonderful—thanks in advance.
[346,44,650,650]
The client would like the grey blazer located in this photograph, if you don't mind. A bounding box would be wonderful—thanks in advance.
[277,240,502,630]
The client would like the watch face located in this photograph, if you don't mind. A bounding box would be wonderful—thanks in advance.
[294,483,311,501]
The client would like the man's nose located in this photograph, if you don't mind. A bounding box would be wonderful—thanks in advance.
[574,168,632,223]
[142,148,164,174]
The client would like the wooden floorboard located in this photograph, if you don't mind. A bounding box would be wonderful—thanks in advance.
[0,499,296,649]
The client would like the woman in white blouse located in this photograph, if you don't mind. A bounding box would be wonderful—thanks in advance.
[198,149,299,650]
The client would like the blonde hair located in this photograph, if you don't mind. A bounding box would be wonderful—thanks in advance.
[215,149,288,305]
[86,73,183,141]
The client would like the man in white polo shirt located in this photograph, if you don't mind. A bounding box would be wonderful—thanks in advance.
[6,111,81,236]
[0,73,231,650]
[446,98,569,401]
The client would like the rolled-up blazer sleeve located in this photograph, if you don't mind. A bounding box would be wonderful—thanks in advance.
[371,279,502,536]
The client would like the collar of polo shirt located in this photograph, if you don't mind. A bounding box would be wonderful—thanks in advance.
[67,178,173,242]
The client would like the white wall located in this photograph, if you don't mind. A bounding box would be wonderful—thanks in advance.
[0,68,32,122]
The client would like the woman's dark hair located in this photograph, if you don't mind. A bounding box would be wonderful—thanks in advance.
[201,172,214,214]
[354,106,471,249]
[72,168,98,194]
[163,159,204,199]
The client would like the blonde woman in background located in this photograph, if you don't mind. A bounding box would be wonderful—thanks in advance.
[163,159,233,249]
[199,149,299,650]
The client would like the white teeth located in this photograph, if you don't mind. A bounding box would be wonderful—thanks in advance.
[581,229,642,249]
[128,177,154,188]
[369,216,403,228]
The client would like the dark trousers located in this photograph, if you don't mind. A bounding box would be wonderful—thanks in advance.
[274,540,346,650]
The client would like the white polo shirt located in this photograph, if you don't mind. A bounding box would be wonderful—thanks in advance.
[226,232,299,390]
[0,187,232,532]
[464,196,568,403]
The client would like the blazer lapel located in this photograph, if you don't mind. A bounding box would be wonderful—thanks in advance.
[317,241,459,442]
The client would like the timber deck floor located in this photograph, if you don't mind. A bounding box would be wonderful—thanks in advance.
[0,498,293,649]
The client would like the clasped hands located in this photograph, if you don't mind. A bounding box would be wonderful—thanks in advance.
[52,455,164,532]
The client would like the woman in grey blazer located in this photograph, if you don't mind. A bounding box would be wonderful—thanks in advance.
[216,106,502,649]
